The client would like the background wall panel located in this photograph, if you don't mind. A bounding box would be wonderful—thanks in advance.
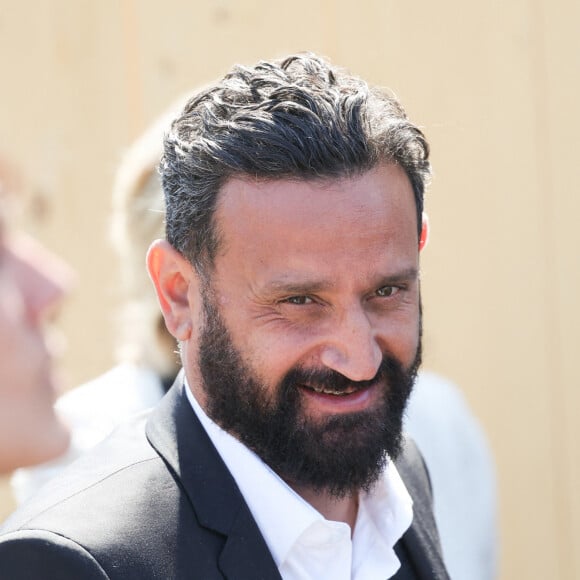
[0,1,578,578]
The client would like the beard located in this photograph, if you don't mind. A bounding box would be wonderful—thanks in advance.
[197,292,421,499]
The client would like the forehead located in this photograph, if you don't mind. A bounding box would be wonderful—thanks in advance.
[213,164,419,285]
[218,163,416,239]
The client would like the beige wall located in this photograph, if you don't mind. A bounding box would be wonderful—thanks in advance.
[1,1,578,578]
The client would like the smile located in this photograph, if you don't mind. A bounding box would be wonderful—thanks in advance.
[301,383,361,396]
[297,381,380,416]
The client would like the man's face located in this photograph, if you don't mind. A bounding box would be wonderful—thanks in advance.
[0,230,72,473]
[183,163,422,495]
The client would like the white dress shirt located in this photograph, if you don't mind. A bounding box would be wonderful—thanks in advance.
[185,383,413,580]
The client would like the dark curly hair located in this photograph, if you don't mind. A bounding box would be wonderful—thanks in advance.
[161,53,430,272]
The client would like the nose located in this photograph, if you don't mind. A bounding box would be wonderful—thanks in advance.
[9,234,75,324]
[318,305,383,382]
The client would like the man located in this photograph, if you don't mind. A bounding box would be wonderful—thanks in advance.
[0,166,72,474]
[0,53,449,579]
[12,91,495,579]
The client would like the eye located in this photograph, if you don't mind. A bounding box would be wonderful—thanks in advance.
[281,295,314,305]
[375,286,399,298]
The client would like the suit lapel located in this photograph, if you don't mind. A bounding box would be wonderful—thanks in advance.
[145,378,281,580]
[395,439,450,580]
[218,504,283,580]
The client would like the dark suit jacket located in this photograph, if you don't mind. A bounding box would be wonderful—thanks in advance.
[0,381,449,579]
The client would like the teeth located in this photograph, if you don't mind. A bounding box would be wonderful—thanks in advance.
[308,384,358,396]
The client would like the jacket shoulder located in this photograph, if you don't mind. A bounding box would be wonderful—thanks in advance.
[1,412,157,533]
[0,530,110,579]
[0,410,226,579]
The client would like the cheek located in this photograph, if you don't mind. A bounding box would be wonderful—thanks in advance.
[0,304,34,372]
[373,310,421,366]
[392,325,421,368]
[237,328,312,386]
[0,356,52,446]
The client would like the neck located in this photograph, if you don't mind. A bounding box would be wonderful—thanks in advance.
[292,485,360,531]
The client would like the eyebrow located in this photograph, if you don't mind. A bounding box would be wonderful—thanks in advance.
[264,278,330,295]
[263,267,419,295]
[378,267,420,284]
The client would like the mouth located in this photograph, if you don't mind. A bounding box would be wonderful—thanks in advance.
[297,381,380,416]
[300,383,362,396]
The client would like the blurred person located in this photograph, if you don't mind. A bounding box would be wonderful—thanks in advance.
[0,163,72,474]
[11,74,496,579]
[406,373,497,579]
[0,52,449,578]
[10,109,180,500]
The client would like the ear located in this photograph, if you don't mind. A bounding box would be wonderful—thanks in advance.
[147,240,197,341]
[419,212,429,251]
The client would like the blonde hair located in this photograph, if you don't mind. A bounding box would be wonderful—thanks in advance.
[110,105,183,378]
